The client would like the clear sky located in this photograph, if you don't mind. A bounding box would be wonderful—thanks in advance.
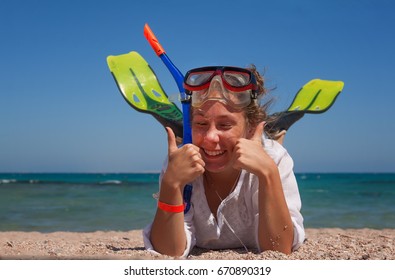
[1,0,394,173]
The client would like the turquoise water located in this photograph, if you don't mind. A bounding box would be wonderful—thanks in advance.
[0,173,394,232]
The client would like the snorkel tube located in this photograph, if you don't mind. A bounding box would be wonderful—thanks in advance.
[143,24,193,213]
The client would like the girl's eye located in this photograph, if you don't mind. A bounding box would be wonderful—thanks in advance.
[218,123,232,129]
[193,121,208,127]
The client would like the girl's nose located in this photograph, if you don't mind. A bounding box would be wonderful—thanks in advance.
[204,124,220,143]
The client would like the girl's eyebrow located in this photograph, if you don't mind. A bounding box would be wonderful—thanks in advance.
[192,108,205,116]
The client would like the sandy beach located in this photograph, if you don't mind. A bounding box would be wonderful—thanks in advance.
[0,228,394,260]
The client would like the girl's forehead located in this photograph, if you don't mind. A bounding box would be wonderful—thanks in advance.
[192,101,244,116]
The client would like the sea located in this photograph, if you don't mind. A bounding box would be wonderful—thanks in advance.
[0,173,394,232]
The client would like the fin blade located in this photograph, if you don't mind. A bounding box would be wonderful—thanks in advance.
[287,79,344,113]
[304,80,344,113]
[106,51,183,138]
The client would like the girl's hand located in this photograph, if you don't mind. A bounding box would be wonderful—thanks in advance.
[232,122,277,178]
[162,127,205,189]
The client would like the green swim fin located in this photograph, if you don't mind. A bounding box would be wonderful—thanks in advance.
[266,79,344,133]
[287,79,344,113]
[107,51,183,139]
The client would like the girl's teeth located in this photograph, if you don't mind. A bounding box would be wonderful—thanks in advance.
[205,150,224,156]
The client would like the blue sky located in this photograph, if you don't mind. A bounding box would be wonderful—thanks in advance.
[1,0,394,173]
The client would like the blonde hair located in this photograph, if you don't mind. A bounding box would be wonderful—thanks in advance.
[245,65,273,131]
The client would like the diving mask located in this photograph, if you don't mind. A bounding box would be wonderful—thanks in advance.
[183,66,258,109]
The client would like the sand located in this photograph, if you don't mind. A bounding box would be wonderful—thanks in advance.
[0,228,394,260]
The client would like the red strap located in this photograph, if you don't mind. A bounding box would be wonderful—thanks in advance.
[158,201,185,213]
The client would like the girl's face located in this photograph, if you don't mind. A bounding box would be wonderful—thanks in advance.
[192,101,249,173]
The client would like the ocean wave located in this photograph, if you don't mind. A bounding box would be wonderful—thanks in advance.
[0,179,156,187]
[0,173,160,187]
[99,180,122,185]
[0,179,43,185]
[0,179,17,184]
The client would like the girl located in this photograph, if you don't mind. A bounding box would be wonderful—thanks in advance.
[143,65,305,257]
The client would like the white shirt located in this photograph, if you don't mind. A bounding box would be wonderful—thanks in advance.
[143,136,305,258]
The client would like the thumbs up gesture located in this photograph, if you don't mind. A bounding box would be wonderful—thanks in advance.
[163,127,205,189]
[232,122,275,176]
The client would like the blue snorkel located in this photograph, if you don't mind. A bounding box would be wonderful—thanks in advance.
[144,24,193,213]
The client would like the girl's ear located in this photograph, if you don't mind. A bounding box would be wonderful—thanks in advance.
[247,124,256,139]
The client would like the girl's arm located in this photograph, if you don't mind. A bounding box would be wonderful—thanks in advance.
[232,122,294,254]
[256,165,294,254]
[150,127,204,256]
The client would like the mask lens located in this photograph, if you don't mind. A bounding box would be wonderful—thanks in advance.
[226,90,252,108]
[191,89,208,107]
[223,71,251,88]
[185,71,215,86]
